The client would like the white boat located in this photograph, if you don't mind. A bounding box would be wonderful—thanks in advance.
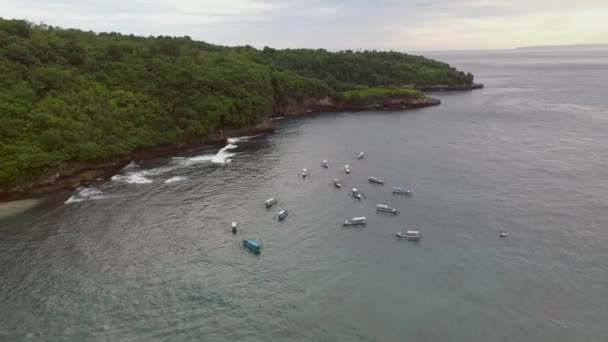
[351,188,362,199]
[345,164,350,174]
[265,198,278,208]
[376,204,399,214]
[322,160,329,168]
[278,209,289,221]
[302,168,308,178]
[343,216,367,226]
[333,179,342,188]
[357,152,365,159]
[499,231,508,237]
[231,221,238,234]
[392,187,412,195]
[396,231,420,241]
[369,177,384,185]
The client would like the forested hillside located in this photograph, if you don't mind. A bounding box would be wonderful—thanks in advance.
[0,18,474,186]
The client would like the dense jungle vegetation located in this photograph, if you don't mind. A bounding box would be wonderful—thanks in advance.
[0,18,474,186]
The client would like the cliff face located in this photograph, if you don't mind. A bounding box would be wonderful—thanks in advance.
[272,95,440,117]
[0,121,274,202]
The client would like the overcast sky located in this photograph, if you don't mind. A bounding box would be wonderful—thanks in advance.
[2,0,607,50]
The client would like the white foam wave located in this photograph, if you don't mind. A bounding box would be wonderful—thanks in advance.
[111,173,153,184]
[165,176,186,183]
[122,161,139,170]
[64,187,110,204]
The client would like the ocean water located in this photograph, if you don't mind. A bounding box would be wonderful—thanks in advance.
[1,49,608,341]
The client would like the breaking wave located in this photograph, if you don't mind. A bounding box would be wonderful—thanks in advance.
[111,135,255,183]
[65,187,110,204]
[111,173,153,184]
[165,176,187,183]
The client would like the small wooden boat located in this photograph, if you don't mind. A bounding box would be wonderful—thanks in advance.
[265,198,278,208]
[395,231,420,241]
[322,160,329,168]
[343,217,367,226]
[499,231,508,237]
[345,164,351,174]
[376,204,399,214]
[243,240,261,254]
[351,188,362,199]
[333,179,342,188]
[278,209,289,221]
[357,152,365,159]
[392,187,412,195]
[369,177,384,185]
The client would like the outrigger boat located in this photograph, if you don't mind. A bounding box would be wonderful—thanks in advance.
[231,221,238,234]
[392,187,412,195]
[265,198,278,208]
[343,217,367,227]
[243,240,261,254]
[376,204,399,214]
[351,188,363,199]
[333,179,342,188]
[278,209,289,221]
[395,231,420,241]
[369,177,384,185]
[345,164,351,174]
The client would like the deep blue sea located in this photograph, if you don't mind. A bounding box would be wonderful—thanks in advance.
[1,48,608,341]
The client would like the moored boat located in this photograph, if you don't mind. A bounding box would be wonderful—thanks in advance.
[395,231,420,241]
[351,188,363,199]
[278,209,289,221]
[243,239,262,254]
[345,164,351,173]
[392,187,412,195]
[499,230,508,237]
[231,221,238,234]
[333,179,342,188]
[323,160,329,168]
[343,216,367,226]
[369,176,384,185]
[302,168,308,178]
[376,204,399,214]
[357,152,365,159]
[265,198,278,208]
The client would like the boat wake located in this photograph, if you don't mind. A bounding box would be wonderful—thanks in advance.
[64,187,111,204]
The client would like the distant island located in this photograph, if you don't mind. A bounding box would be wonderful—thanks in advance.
[516,44,608,51]
[0,18,480,200]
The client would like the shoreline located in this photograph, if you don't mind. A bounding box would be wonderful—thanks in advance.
[0,93,446,202]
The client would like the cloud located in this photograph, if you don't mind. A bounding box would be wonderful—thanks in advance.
[1,0,607,49]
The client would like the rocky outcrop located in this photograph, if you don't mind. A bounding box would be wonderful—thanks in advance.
[413,83,484,92]
[272,95,440,117]
[0,122,274,202]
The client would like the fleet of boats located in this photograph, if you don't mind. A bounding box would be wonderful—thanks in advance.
[238,152,507,255]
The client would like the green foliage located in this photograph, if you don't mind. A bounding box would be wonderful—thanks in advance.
[0,18,474,186]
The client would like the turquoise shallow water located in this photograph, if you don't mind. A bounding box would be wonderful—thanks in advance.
[1,49,608,341]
